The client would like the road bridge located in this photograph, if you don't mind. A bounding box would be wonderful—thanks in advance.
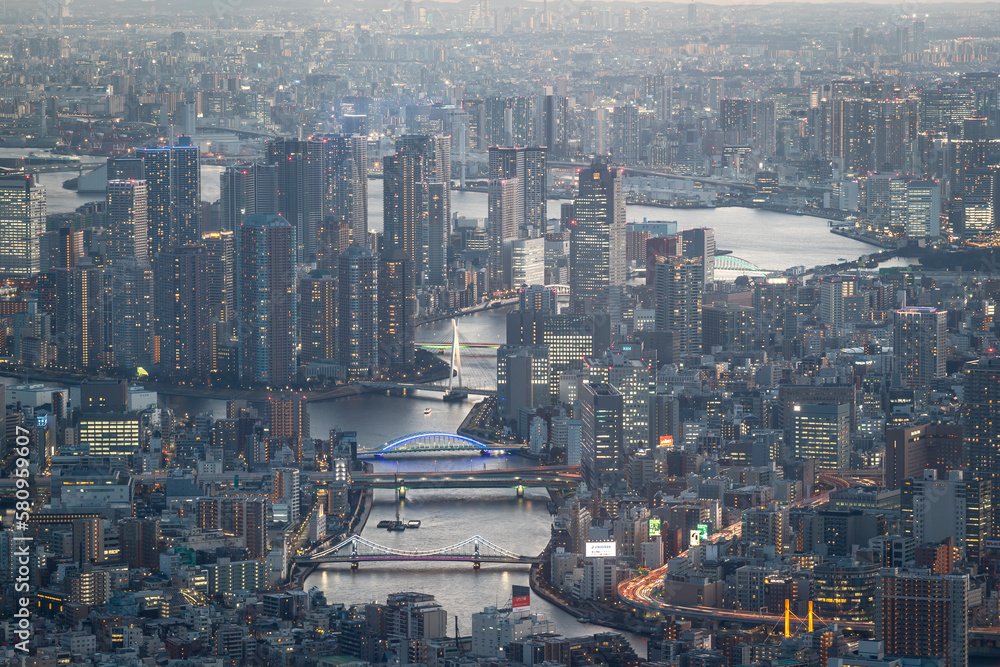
[295,534,540,568]
[357,432,526,458]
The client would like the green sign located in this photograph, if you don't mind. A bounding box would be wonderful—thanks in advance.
[696,523,709,540]
[649,518,661,537]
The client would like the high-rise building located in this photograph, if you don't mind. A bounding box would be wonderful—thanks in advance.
[136,140,202,253]
[611,105,640,165]
[219,162,279,232]
[906,180,941,238]
[378,248,416,370]
[488,146,548,233]
[203,231,235,322]
[0,172,44,277]
[702,303,755,352]
[69,263,107,371]
[487,177,523,292]
[653,256,702,361]
[569,157,626,311]
[121,518,161,570]
[885,423,964,489]
[503,237,545,289]
[171,139,202,246]
[580,382,625,489]
[496,345,550,420]
[584,352,654,455]
[507,310,611,394]
[271,468,301,524]
[236,214,297,387]
[894,307,946,388]
[299,271,337,364]
[901,469,992,563]
[337,245,378,381]
[266,138,324,263]
[485,96,532,147]
[269,395,310,462]
[106,180,149,265]
[155,245,211,380]
[964,358,1000,477]
[819,276,857,327]
[877,569,969,667]
[680,228,715,289]
[318,134,369,248]
[425,181,449,286]
[788,402,851,470]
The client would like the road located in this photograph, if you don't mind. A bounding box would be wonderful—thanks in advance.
[616,472,878,632]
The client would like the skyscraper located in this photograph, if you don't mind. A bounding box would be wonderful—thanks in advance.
[894,307,946,388]
[964,358,1000,477]
[383,151,423,270]
[266,138,324,263]
[107,180,149,265]
[378,248,417,370]
[0,172,44,277]
[269,395,310,462]
[220,162,279,232]
[818,275,857,327]
[487,177,522,292]
[155,245,211,380]
[877,569,968,667]
[905,180,942,238]
[203,231,235,323]
[337,245,378,381]
[653,256,702,361]
[580,382,625,489]
[299,271,337,364]
[488,146,548,234]
[318,133,369,248]
[236,214,297,387]
[569,157,626,311]
[134,147,172,256]
[611,105,640,165]
[136,141,202,253]
[680,228,716,289]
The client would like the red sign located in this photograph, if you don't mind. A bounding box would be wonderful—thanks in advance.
[512,595,530,609]
[658,435,673,447]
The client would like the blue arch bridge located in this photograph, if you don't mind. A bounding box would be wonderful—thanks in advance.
[357,432,529,459]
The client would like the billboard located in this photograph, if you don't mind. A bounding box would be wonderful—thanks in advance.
[512,585,530,610]
[696,523,709,540]
[986,539,1000,550]
[689,529,702,547]
[648,518,661,537]
[658,435,674,447]
[585,541,617,558]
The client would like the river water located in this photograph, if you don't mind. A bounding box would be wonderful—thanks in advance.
[24,149,908,647]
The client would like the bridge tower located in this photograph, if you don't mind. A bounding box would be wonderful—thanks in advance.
[473,539,481,570]
[443,318,468,402]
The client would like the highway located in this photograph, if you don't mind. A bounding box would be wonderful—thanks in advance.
[616,472,878,632]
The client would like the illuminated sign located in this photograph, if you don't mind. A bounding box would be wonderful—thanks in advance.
[985,539,1000,550]
[658,435,674,447]
[585,541,617,558]
[649,518,661,537]
[688,530,701,547]
[696,523,709,540]
[512,585,530,610]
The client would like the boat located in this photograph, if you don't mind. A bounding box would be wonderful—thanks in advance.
[386,521,407,531]
[376,520,393,529]
[387,475,407,531]
[406,520,421,529]
[424,408,432,415]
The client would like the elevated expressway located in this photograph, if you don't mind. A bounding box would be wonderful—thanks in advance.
[617,473,877,632]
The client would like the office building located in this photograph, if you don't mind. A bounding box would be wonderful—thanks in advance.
[961,169,996,237]
[385,592,449,640]
[702,303,755,352]
[813,560,879,623]
[580,382,625,489]
[680,228,716,289]
[0,172,44,277]
[377,248,416,370]
[79,413,142,459]
[788,403,850,470]
[507,310,611,394]
[503,237,545,289]
[496,345,550,420]
[517,285,558,313]
[894,307,946,388]
[905,180,941,238]
[569,157,626,311]
[236,214,297,387]
[885,423,964,489]
[155,245,211,380]
[272,467,301,523]
[877,569,968,667]
[584,352,654,455]
[337,245,378,381]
